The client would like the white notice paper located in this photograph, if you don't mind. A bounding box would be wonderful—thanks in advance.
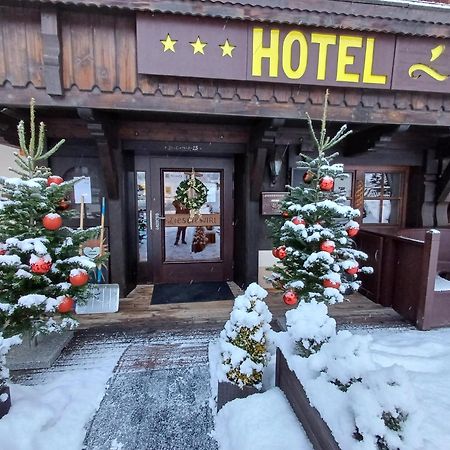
[74,177,92,204]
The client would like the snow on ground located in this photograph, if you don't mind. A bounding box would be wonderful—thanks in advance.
[213,387,313,450]
[0,335,127,450]
[365,327,450,450]
[434,274,450,291]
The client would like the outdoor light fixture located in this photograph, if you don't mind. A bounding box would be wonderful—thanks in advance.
[269,145,288,185]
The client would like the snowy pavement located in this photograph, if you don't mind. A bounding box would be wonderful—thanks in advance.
[6,326,220,450]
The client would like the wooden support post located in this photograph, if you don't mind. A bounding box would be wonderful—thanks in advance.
[41,8,63,96]
[416,230,440,330]
[77,108,119,200]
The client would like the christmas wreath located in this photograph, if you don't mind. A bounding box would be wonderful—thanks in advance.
[175,171,208,214]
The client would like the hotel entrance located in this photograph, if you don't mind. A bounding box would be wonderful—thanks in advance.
[134,155,234,284]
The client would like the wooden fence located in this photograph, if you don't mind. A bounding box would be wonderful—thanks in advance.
[357,228,450,330]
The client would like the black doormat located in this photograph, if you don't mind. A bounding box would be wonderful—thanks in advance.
[151,281,234,305]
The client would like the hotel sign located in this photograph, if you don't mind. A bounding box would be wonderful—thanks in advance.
[165,214,221,227]
[137,14,450,94]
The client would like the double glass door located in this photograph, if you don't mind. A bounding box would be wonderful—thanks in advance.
[135,156,233,284]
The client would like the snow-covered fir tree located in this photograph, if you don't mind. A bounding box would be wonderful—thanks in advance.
[0,99,105,341]
[268,90,372,306]
[218,283,272,389]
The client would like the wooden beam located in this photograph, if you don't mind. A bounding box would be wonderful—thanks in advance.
[41,7,63,96]
[437,157,450,203]
[77,108,119,199]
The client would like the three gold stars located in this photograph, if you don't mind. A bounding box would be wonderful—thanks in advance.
[160,34,236,57]
[160,34,177,53]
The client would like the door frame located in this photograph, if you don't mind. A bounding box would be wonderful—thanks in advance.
[148,156,234,284]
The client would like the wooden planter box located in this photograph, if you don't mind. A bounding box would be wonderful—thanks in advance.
[275,349,341,450]
[0,385,11,419]
[217,381,258,411]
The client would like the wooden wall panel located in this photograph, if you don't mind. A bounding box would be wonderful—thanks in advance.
[61,10,137,93]
[93,15,116,92]
[0,6,43,88]
[115,16,137,93]
[70,13,96,90]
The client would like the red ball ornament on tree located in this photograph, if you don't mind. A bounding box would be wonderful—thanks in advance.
[69,269,89,287]
[319,176,334,191]
[346,264,359,275]
[320,240,335,253]
[0,244,6,256]
[323,279,341,289]
[303,170,314,184]
[47,175,64,186]
[283,290,298,305]
[272,247,279,258]
[30,256,52,275]
[57,296,74,313]
[281,211,290,218]
[277,246,287,260]
[58,199,71,211]
[347,226,359,238]
[42,213,63,231]
[292,216,306,226]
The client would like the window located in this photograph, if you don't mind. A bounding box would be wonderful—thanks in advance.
[291,166,408,226]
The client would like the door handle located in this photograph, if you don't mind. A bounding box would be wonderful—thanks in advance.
[155,212,166,231]
[149,210,153,231]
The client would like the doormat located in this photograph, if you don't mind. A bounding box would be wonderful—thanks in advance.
[151,281,234,305]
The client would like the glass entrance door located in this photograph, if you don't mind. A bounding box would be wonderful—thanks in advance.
[149,157,233,284]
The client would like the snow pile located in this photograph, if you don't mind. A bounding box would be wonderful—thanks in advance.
[0,333,22,387]
[218,283,272,389]
[213,387,313,450]
[0,352,122,450]
[285,300,336,357]
[277,306,423,450]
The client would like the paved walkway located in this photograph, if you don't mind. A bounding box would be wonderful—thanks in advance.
[14,326,220,450]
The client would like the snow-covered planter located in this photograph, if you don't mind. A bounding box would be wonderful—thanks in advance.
[217,283,272,409]
[0,333,21,419]
[276,325,424,450]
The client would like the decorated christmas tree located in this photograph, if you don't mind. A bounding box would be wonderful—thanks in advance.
[218,283,272,389]
[192,226,208,253]
[0,99,104,340]
[268,91,372,306]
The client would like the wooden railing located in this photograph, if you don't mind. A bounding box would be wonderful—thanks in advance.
[356,229,445,330]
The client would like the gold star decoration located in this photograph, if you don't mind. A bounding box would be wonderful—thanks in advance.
[190,36,207,55]
[219,39,236,57]
[160,34,177,53]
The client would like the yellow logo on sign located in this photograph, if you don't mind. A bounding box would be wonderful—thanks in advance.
[408,44,448,81]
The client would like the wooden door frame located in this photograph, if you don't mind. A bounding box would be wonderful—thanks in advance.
[149,156,234,284]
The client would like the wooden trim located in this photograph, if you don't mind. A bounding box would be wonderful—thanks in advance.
[40,7,63,96]
[275,349,341,450]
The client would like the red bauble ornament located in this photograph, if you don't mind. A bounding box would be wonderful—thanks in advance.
[30,257,52,274]
[320,240,335,253]
[272,247,279,258]
[42,213,63,231]
[303,170,315,184]
[47,175,64,186]
[277,246,287,260]
[323,279,341,289]
[346,264,359,275]
[281,211,290,218]
[58,296,74,313]
[283,290,298,305]
[319,176,334,191]
[347,226,359,238]
[58,199,71,211]
[69,269,89,287]
[292,216,306,226]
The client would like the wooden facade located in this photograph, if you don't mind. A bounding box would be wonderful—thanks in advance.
[1,0,450,327]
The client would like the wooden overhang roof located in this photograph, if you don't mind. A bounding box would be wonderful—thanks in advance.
[17,0,450,38]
